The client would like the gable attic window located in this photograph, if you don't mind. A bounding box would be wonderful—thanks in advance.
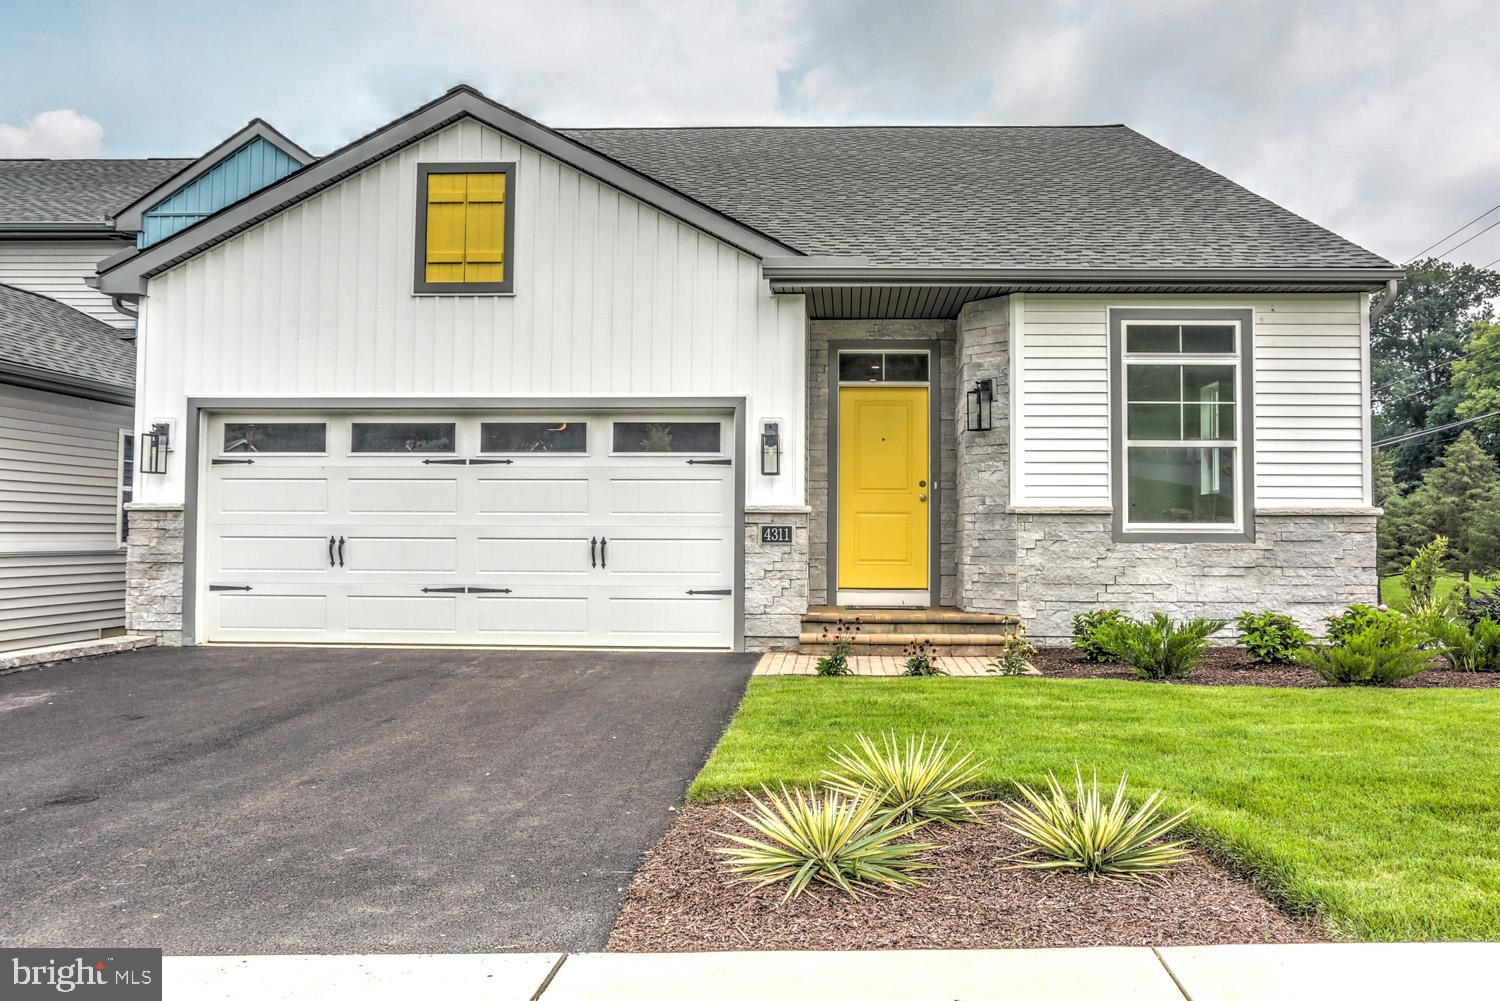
[414,162,515,294]
[1109,309,1255,543]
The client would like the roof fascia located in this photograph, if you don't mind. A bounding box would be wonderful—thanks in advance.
[111,119,315,231]
[0,223,132,241]
[0,359,132,405]
[762,262,1405,291]
[99,88,801,295]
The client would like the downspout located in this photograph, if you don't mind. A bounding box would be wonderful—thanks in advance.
[110,294,140,340]
[1369,279,1399,323]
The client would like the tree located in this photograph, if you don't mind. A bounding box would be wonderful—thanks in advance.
[1371,260,1500,482]
[1451,318,1500,456]
[1372,450,1411,576]
[1400,431,1500,590]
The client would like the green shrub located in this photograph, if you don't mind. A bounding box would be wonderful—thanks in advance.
[900,639,943,676]
[713,786,935,899]
[1420,614,1500,672]
[1235,610,1311,664]
[1324,604,1401,644]
[987,631,1036,676]
[1003,766,1192,879]
[1402,535,1450,616]
[815,617,860,676]
[1297,614,1437,686]
[823,731,992,827]
[1091,613,1227,679]
[1071,609,1126,662]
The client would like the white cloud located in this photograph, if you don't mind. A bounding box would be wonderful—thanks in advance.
[0,109,104,158]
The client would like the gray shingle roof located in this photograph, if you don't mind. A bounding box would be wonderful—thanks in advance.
[0,283,134,390]
[0,158,191,224]
[563,125,1392,270]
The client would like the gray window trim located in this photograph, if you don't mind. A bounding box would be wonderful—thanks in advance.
[826,339,941,606]
[1109,308,1255,543]
[413,162,517,295]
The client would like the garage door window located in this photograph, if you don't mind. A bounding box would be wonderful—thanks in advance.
[481,421,587,453]
[612,421,721,454]
[223,422,327,454]
[351,422,455,453]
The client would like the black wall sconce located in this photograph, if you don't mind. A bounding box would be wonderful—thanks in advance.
[966,378,994,432]
[760,420,782,476]
[142,421,171,474]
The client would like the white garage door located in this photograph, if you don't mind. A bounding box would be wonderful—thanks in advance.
[200,410,736,648]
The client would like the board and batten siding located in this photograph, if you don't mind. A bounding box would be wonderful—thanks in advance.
[0,239,135,328]
[134,118,807,508]
[0,383,130,652]
[1010,292,1372,510]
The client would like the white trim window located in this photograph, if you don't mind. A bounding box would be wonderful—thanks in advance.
[1120,320,1243,534]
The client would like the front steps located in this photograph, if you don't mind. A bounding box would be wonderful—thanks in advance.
[799,606,1022,657]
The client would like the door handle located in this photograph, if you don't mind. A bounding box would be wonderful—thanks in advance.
[337,536,345,567]
[590,536,597,568]
[919,494,928,502]
[600,537,607,568]
[328,536,335,567]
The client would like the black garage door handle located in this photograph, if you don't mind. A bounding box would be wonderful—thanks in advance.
[337,536,345,567]
[590,536,597,568]
[600,537,606,568]
[328,536,335,567]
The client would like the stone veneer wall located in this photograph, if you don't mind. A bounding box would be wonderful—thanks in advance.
[1015,512,1379,643]
[807,319,958,606]
[125,504,185,646]
[743,508,810,651]
[952,295,1378,643]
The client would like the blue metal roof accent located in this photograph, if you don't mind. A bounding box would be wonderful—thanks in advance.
[138,138,302,247]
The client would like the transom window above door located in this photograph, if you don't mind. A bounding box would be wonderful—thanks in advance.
[837,351,930,383]
[414,162,515,294]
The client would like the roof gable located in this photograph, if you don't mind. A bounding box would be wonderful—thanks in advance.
[98,87,800,294]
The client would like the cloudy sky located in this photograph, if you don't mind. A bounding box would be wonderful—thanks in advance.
[3,0,1497,268]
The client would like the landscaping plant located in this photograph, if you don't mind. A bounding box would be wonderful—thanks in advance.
[1461,588,1500,624]
[987,631,1036,676]
[1324,603,1401,644]
[815,617,860,676]
[1234,610,1311,665]
[713,786,935,900]
[823,731,992,827]
[1402,536,1454,616]
[1419,613,1500,672]
[1003,766,1191,879]
[1091,613,1227,679]
[1296,613,1437,686]
[1071,609,1125,662]
[901,639,943,676]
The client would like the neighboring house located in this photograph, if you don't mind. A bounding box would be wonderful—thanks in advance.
[0,125,307,655]
[96,86,1400,651]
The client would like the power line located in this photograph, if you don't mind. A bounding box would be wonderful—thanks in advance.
[1404,201,1500,264]
[1373,409,1500,449]
[1433,215,1500,263]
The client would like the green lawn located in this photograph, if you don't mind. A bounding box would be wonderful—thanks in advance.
[691,677,1500,942]
[1379,572,1499,613]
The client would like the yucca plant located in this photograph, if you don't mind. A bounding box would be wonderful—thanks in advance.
[823,731,992,827]
[713,786,935,900]
[1003,766,1192,879]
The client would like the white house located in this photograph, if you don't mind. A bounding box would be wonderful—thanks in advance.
[96,86,1398,652]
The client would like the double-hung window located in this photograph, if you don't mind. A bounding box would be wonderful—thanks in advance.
[414,162,515,293]
[1113,310,1252,540]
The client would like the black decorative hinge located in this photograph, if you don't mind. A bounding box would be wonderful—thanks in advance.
[422,458,515,465]
[465,586,513,593]
[686,458,732,465]
[421,586,513,594]
[208,584,252,592]
[212,458,255,465]
[686,588,732,596]
[420,586,468,593]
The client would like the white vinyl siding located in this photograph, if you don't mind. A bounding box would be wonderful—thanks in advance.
[135,118,806,509]
[1011,292,1370,510]
[0,384,131,652]
[0,239,135,328]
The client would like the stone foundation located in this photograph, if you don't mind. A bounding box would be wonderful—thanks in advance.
[125,504,185,646]
[1015,511,1380,643]
[743,508,810,651]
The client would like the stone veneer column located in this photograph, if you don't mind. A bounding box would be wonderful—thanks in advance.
[125,504,186,646]
[742,508,810,651]
[953,296,1019,615]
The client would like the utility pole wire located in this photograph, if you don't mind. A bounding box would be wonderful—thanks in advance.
[1403,201,1500,264]
[1373,409,1500,449]
[1433,215,1500,262]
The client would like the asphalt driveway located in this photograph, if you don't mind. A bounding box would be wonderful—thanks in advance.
[0,645,755,953]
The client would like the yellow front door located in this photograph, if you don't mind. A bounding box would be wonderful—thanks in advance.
[837,386,929,590]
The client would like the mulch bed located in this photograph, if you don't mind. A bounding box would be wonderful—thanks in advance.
[607,803,1322,952]
[1030,646,1500,688]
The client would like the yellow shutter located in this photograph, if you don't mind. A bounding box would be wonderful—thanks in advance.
[463,172,505,283]
[424,171,506,285]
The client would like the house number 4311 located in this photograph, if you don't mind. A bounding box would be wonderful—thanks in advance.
[760,525,793,545]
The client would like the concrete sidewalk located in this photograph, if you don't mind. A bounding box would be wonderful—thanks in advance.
[165,943,1497,1000]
